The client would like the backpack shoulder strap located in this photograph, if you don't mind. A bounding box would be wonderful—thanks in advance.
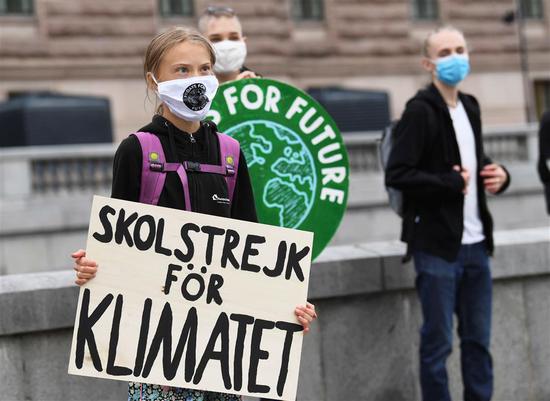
[216,132,240,202]
[132,132,168,205]
[379,120,399,170]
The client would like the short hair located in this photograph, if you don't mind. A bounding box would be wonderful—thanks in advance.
[198,5,241,34]
[422,25,466,57]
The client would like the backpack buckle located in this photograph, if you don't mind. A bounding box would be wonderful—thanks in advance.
[226,165,235,176]
[149,161,164,172]
[185,161,201,172]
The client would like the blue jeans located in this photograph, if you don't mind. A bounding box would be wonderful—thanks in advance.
[413,242,493,401]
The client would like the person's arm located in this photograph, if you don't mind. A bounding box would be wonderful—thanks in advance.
[479,155,510,195]
[111,135,142,202]
[538,111,550,184]
[385,101,465,198]
[474,95,510,195]
[230,149,258,222]
[73,136,142,285]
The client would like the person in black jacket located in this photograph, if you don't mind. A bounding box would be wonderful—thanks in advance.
[537,110,550,214]
[70,27,317,401]
[386,26,510,401]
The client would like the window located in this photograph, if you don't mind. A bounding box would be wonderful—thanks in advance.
[534,81,550,120]
[0,0,34,15]
[412,0,439,21]
[292,0,324,21]
[520,0,544,19]
[159,0,194,18]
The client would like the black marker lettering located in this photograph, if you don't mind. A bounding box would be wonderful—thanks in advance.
[164,264,182,295]
[155,218,172,256]
[230,313,254,392]
[133,215,155,251]
[175,223,200,263]
[75,289,113,371]
[106,294,132,376]
[263,241,287,277]
[115,208,138,247]
[206,274,224,305]
[275,321,303,396]
[248,319,275,394]
[285,243,309,282]
[92,205,116,243]
[142,304,198,382]
[181,273,205,302]
[170,307,198,382]
[241,235,266,273]
[133,298,152,377]
[201,225,225,266]
[221,229,240,269]
[193,312,231,390]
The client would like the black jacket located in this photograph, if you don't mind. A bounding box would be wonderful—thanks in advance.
[386,84,510,261]
[111,115,258,222]
[537,110,550,214]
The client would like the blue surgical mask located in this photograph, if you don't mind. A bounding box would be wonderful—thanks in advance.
[433,54,470,86]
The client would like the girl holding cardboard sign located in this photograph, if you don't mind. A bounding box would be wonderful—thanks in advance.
[71,27,316,401]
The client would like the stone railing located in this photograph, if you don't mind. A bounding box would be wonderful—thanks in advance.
[0,227,548,401]
[343,123,539,173]
[0,143,115,199]
[0,124,539,198]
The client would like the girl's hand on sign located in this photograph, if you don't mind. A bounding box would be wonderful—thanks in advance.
[295,302,317,334]
[71,249,98,286]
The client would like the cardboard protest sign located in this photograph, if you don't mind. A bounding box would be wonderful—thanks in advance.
[208,78,349,260]
[68,196,313,401]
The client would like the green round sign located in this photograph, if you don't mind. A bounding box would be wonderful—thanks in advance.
[207,78,349,260]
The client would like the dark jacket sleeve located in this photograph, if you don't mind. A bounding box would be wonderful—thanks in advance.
[385,100,464,197]
[111,136,142,202]
[538,111,550,184]
[479,153,511,194]
[231,150,258,223]
[471,93,511,195]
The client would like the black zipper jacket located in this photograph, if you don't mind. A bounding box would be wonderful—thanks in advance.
[111,115,258,222]
[537,110,550,214]
[386,84,510,261]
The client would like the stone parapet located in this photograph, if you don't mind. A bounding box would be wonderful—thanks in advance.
[1,0,548,78]
[0,228,549,400]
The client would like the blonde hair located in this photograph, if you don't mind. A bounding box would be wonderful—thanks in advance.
[143,26,216,80]
[422,25,466,57]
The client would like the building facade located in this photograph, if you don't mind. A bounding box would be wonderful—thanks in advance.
[1,0,549,141]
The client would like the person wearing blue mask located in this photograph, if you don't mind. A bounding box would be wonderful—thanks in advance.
[386,26,510,401]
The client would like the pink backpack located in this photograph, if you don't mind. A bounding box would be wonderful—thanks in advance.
[132,131,240,211]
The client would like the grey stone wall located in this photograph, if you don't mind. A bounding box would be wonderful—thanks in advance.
[2,158,547,275]
[0,228,548,401]
[2,0,550,80]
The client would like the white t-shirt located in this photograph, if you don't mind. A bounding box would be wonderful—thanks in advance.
[448,101,485,244]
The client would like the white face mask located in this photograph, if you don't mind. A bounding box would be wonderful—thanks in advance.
[151,74,219,121]
[213,40,247,74]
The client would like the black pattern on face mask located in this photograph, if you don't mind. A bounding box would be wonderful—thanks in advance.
[183,83,209,111]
